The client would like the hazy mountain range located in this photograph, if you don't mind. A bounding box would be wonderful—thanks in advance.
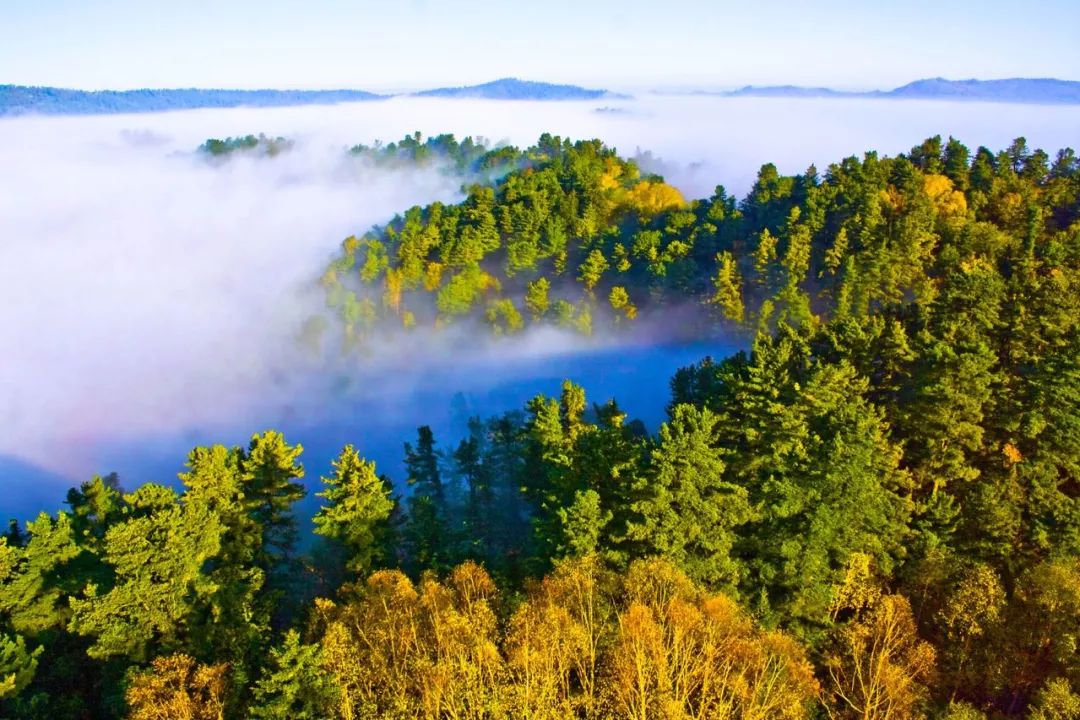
[0,78,614,116]
[2,77,1078,116]
[415,78,612,100]
[720,77,1080,103]
[0,86,383,116]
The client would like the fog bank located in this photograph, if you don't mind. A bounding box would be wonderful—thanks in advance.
[3,95,1079,517]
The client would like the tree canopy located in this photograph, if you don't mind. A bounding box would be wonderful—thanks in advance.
[3,132,1079,718]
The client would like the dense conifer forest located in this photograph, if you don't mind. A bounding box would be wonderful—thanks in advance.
[3,132,1079,718]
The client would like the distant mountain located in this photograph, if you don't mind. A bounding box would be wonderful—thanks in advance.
[0,79,617,116]
[714,77,1080,104]
[885,77,1080,103]
[415,78,612,100]
[7,77,1076,117]
[722,84,847,99]
[0,86,383,116]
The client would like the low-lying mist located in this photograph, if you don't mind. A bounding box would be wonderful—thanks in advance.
[3,94,1079,519]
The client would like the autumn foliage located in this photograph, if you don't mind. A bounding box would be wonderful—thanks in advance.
[305,557,818,720]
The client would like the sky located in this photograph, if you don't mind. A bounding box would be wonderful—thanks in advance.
[2,0,1079,92]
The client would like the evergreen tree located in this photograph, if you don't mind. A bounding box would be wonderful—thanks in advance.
[714,331,912,632]
[249,631,336,719]
[625,404,753,590]
[180,444,268,685]
[313,446,395,576]
[403,426,449,574]
[242,431,306,577]
[69,484,224,661]
[452,424,494,563]
[0,633,40,700]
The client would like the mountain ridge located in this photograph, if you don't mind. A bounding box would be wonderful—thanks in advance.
[0,85,385,116]
[4,76,1079,116]
[414,77,616,100]
[723,77,1080,103]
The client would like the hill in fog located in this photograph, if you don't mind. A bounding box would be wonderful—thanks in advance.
[0,78,617,116]
[6,77,1079,117]
[885,77,1080,102]
[0,86,385,116]
[722,76,1080,103]
[414,77,613,100]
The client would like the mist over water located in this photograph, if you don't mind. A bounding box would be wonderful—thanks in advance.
[3,95,1079,519]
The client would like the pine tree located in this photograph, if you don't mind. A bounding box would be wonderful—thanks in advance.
[314,446,395,576]
[242,431,306,577]
[625,404,753,590]
[452,426,493,563]
[711,250,746,322]
[249,631,336,719]
[180,444,268,682]
[403,426,449,574]
[0,633,40,700]
[69,484,224,661]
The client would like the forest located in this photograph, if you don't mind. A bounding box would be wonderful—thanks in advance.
[2,131,1079,719]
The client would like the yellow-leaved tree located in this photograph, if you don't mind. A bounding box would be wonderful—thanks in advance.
[606,558,819,720]
[824,593,936,720]
[125,654,229,720]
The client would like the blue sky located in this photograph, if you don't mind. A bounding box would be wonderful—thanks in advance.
[2,0,1078,91]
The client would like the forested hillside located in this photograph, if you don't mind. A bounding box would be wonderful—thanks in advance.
[2,133,1079,718]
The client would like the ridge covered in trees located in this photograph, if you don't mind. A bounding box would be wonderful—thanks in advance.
[314,133,715,342]
[199,134,294,158]
[2,133,1079,718]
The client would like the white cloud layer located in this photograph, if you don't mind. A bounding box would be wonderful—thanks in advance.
[2,96,1079,510]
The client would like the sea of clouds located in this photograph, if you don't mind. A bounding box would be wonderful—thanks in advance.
[2,94,1079,516]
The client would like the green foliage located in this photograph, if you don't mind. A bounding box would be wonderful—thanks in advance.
[178,444,268,681]
[6,132,1080,718]
[403,426,450,574]
[942,701,988,720]
[607,285,636,321]
[707,336,913,631]
[0,513,82,635]
[436,265,494,317]
[200,134,292,157]
[316,134,709,341]
[485,297,524,335]
[557,489,611,558]
[625,404,752,590]
[578,248,609,291]
[1029,678,1080,720]
[249,631,336,719]
[69,484,224,660]
[0,633,40,699]
[243,431,306,576]
[524,276,551,320]
[314,446,395,575]
[349,131,518,181]
[711,250,745,322]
